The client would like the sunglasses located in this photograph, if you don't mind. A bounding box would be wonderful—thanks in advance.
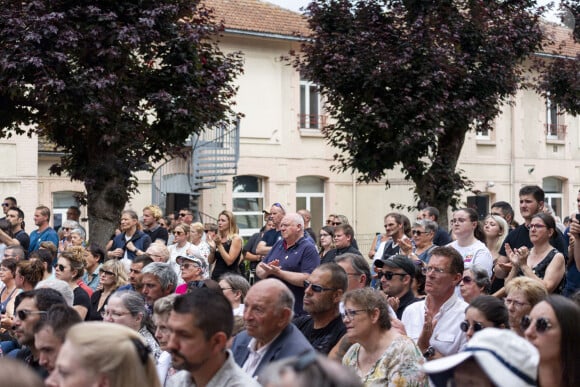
[180,262,199,270]
[99,269,115,276]
[460,320,484,333]
[303,280,337,293]
[56,264,68,271]
[17,310,47,321]
[461,276,473,284]
[331,222,342,226]
[1,203,10,207]
[520,315,553,333]
[377,271,407,280]
[411,230,429,236]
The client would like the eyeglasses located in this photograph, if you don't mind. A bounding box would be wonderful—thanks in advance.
[17,310,47,321]
[461,276,473,284]
[303,280,337,293]
[422,266,449,275]
[173,231,184,235]
[340,309,367,320]
[520,315,553,333]
[504,298,530,308]
[460,320,484,333]
[528,224,546,230]
[56,264,68,272]
[411,230,430,236]
[377,271,407,280]
[99,269,115,276]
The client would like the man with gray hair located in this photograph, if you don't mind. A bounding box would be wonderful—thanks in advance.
[141,262,177,310]
[257,213,319,315]
[231,279,314,377]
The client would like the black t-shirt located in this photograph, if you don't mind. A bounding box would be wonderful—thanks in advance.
[433,227,452,246]
[14,229,30,256]
[293,314,346,354]
[499,224,567,259]
[381,240,401,260]
[73,286,93,321]
[144,225,169,245]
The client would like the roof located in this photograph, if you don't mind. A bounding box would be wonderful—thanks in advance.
[203,0,310,38]
[541,22,580,58]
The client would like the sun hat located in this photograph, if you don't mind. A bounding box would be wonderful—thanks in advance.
[422,328,539,387]
[176,253,207,273]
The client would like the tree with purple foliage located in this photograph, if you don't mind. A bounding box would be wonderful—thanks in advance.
[0,0,243,247]
[541,0,580,114]
[296,0,545,224]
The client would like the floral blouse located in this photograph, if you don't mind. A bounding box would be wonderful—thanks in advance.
[342,335,428,387]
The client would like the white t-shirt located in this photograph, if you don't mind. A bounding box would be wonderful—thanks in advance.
[447,239,494,277]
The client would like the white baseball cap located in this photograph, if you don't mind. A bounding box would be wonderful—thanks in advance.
[423,328,539,387]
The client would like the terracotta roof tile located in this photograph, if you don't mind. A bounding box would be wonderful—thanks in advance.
[541,22,580,58]
[203,0,310,38]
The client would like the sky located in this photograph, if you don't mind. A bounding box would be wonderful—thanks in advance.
[266,0,564,23]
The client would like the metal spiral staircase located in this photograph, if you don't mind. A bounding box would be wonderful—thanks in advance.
[151,118,240,209]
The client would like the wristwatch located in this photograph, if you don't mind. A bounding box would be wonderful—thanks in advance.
[423,346,435,360]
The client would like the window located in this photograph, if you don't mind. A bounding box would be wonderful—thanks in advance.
[232,176,264,237]
[475,118,495,142]
[52,191,82,230]
[296,176,325,233]
[299,77,325,130]
[543,177,563,220]
[546,96,565,140]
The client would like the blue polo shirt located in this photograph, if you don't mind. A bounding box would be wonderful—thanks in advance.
[263,236,320,315]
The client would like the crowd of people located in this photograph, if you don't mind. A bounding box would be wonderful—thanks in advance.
[0,185,579,386]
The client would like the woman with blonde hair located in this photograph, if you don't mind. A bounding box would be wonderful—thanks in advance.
[210,210,243,281]
[189,222,212,266]
[55,248,92,320]
[483,214,509,261]
[45,322,161,387]
[88,259,128,321]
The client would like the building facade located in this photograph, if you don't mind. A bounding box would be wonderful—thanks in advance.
[1,0,579,253]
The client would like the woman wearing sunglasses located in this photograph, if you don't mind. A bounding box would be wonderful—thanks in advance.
[523,295,580,387]
[461,295,509,341]
[505,213,566,294]
[459,265,490,303]
[168,223,193,279]
[341,288,427,386]
[88,259,127,321]
[55,249,92,320]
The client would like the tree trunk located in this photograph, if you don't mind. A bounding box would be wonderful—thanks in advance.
[411,127,468,230]
[85,176,129,250]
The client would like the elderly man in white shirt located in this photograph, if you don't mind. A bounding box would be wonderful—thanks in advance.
[402,246,468,359]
